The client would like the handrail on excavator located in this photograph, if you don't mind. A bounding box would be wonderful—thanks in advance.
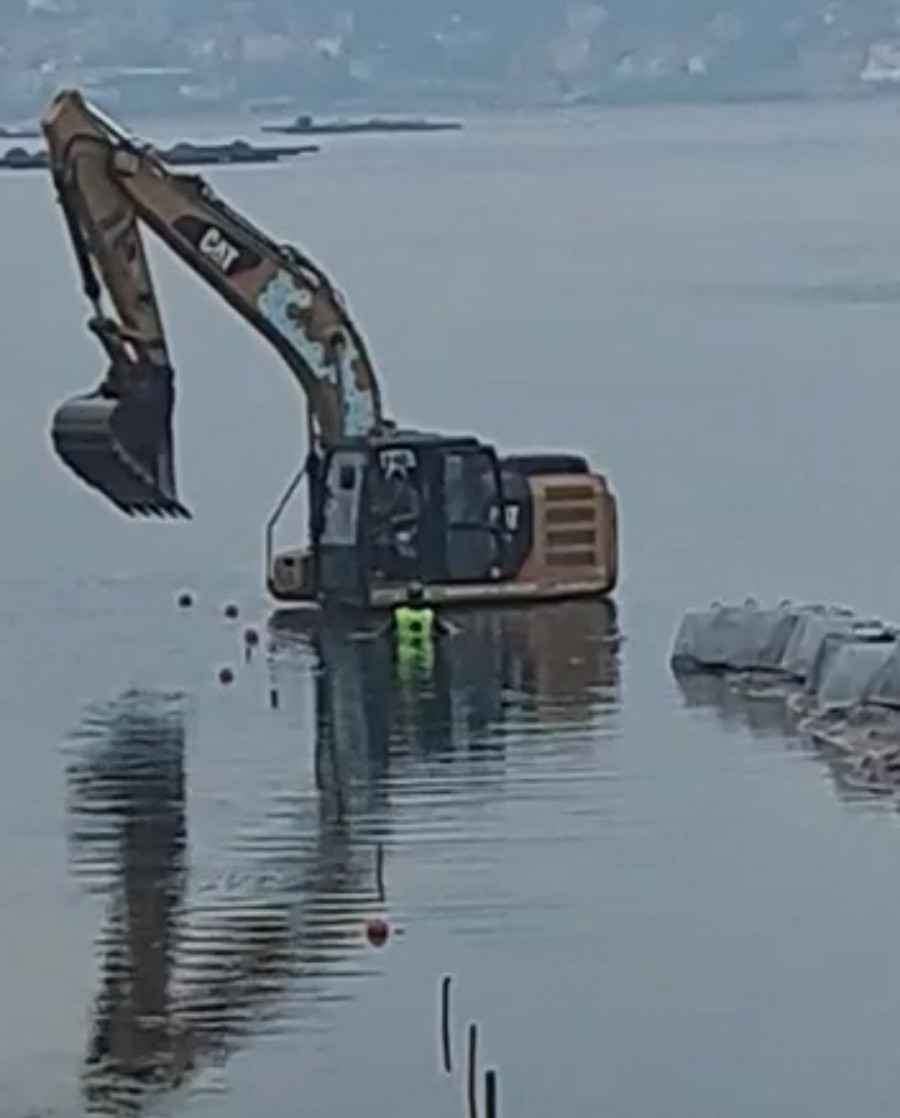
[264,458,309,582]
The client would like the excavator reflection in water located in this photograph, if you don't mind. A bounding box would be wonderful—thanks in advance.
[64,690,381,1115]
[272,599,622,797]
[64,602,620,1114]
[42,88,618,611]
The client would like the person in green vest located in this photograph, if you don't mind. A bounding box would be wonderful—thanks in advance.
[366,581,460,677]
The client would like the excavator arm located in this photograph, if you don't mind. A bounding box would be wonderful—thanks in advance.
[42,88,385,518]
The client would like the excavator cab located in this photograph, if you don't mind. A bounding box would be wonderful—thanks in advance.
[310,433,507,608]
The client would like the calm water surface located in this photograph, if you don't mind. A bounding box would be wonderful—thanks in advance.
[5,99,900,1116]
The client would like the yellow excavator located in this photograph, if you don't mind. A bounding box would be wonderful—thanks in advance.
[42,89,619,611]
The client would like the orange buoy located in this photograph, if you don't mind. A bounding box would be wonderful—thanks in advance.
[366,917,389,947]
[218,666,235,686]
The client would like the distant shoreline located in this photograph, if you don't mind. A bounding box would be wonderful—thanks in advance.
[4,78,900,134]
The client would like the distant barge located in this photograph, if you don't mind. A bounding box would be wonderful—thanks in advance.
[0,138,317,171]
[0,124,40,139]
[260,112,462,136]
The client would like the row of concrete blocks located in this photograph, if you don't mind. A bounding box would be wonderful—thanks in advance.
[670,601,900,789]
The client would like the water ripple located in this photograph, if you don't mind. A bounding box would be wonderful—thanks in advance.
[59,600,622,1114]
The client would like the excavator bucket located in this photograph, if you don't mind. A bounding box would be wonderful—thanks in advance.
[50,373,190,518]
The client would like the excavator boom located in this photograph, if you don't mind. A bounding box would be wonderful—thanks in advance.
[42,88,384,518]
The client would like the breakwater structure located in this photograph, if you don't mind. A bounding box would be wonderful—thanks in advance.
[260,112,462,136]
[0,137,317,171]
[670,600,900,792]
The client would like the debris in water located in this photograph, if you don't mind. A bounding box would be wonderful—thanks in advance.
[218,666,235,686]
[224,603,239,621]
[177,591,194,609]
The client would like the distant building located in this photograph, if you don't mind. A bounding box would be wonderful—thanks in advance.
[240,32,294,65]
[82,65,199,115]
[860,40,900,84]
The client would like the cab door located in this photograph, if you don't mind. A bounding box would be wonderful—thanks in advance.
[441,447,503,582]
[314,448,369,607]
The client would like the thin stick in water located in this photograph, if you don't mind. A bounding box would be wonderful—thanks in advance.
[484,1069,498,1118]
[376,842,385,901]
[466,1022,479,1118]
[440,974,453,1073]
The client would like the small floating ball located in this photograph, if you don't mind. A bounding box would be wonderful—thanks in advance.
[244,627,260,648]
[218,666,235,686]
[366,917,389,947]
[224,603,239,621]
[177,591,194,609]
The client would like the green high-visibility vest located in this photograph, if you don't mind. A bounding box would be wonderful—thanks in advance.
[393,604,436,676]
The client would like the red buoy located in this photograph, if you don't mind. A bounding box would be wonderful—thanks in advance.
[218,666,235,686]
[366,917,389,947]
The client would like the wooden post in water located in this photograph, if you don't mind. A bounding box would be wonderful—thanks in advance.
[376,842,385,901]
[466,1022,479,1118]
[440,974,453,1072]
[484,1069,498,1118]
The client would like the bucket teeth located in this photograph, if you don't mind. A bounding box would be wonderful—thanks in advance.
[50,379,190,519]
